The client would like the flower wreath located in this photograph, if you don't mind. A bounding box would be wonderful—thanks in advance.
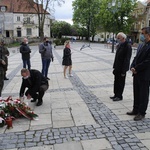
[0,96,38,127]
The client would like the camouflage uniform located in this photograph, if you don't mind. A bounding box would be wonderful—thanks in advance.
[0,44,5,97]
[2,44,9,79]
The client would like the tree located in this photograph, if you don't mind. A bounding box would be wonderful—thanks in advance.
[71,24,87,39]
[51,21,72,38]
[73,0,137,42]
[22,0,65,40]
[72,0,101,41]
[98,0,137,37]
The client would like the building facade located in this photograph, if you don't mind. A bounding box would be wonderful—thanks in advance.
[130,1,147,43]
[0,0,51,39]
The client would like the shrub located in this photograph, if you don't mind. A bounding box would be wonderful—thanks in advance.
[7,42,20,48]
[53,37,70,46]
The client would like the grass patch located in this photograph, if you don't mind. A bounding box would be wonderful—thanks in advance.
[7,42,21,48]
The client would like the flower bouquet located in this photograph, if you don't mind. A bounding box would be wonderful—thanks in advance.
[0,96,38,127]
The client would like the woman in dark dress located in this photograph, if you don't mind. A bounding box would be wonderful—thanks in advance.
[62,40,73,79]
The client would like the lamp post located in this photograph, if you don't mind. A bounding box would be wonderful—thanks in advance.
[108,0,121,53]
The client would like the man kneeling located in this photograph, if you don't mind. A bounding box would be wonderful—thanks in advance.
[19,68,49,106]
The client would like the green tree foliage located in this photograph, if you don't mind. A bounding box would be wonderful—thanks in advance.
[72,0,137,41]
[71,24,87,39]
[98,0,137,34]
[51,21,72,38]
[72,0,101,41]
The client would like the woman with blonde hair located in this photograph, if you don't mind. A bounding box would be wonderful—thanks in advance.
[62,40,73,79]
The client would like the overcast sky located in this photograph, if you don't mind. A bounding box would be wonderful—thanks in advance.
[54,0,74,25]
[53,0,147,25]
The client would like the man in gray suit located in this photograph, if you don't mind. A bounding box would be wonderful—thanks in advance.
[39,37,54,80]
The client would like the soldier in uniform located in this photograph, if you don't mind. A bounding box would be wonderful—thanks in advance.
[1,40,9,80]
[0,40,6,98]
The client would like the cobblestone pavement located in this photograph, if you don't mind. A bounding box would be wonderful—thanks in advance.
[0,42,150,150]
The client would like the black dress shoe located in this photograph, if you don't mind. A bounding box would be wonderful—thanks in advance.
[110,96,116,99]
[4,77,9,80]
[31,94,39,102]
[46,77,50,80]
[126,111,138,116]
[31,99,36,102]
[36,101,43,106]
[134,114,145,121]
[113,97,122,101]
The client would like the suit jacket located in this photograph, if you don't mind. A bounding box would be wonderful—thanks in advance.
[131,41,150,80]
[20,42,31,60]
[19,69,48,97]
[113,41,132,74]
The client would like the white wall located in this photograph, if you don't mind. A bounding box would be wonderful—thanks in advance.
[13,13,50,38]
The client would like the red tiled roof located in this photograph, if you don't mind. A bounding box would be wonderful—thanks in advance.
[0,0,13,12]
[0,0,49,14]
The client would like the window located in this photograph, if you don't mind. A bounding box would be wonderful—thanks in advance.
[1,6,6,12]
[17,28,21,37]
[17,16,20,21]
[27,17,30,23]
[27,28,32,36]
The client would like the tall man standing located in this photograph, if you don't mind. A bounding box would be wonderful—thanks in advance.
[20,38,31,70]
[110,32,132,101]
[39,37,54,80]
[127,27,150,121]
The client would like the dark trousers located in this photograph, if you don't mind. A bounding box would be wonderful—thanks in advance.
[4,57,8,77]
[133,76,150,115]
[22,59,31,70]
[114,72,126,98]
[0,69,4,97]
[25,84,49,102]
[41,58,51,78]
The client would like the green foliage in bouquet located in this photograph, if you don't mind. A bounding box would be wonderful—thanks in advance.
[0,97,38,122]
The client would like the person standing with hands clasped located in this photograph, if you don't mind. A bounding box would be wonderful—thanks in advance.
[127,27,150,121]
[62,40,73,79]
[39,37,54,80]
[20,38,31,70]
[110,32,132,101]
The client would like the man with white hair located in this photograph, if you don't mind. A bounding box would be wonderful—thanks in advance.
[110,32,132,101]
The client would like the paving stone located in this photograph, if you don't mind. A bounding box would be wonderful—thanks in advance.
[54,141,82,150]
[1,43,150,150]
[81,139,112,150]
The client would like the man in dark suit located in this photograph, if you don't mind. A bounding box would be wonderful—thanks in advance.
[19,68,49,106]
[110,32,132,101]
[127,27,150,121]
